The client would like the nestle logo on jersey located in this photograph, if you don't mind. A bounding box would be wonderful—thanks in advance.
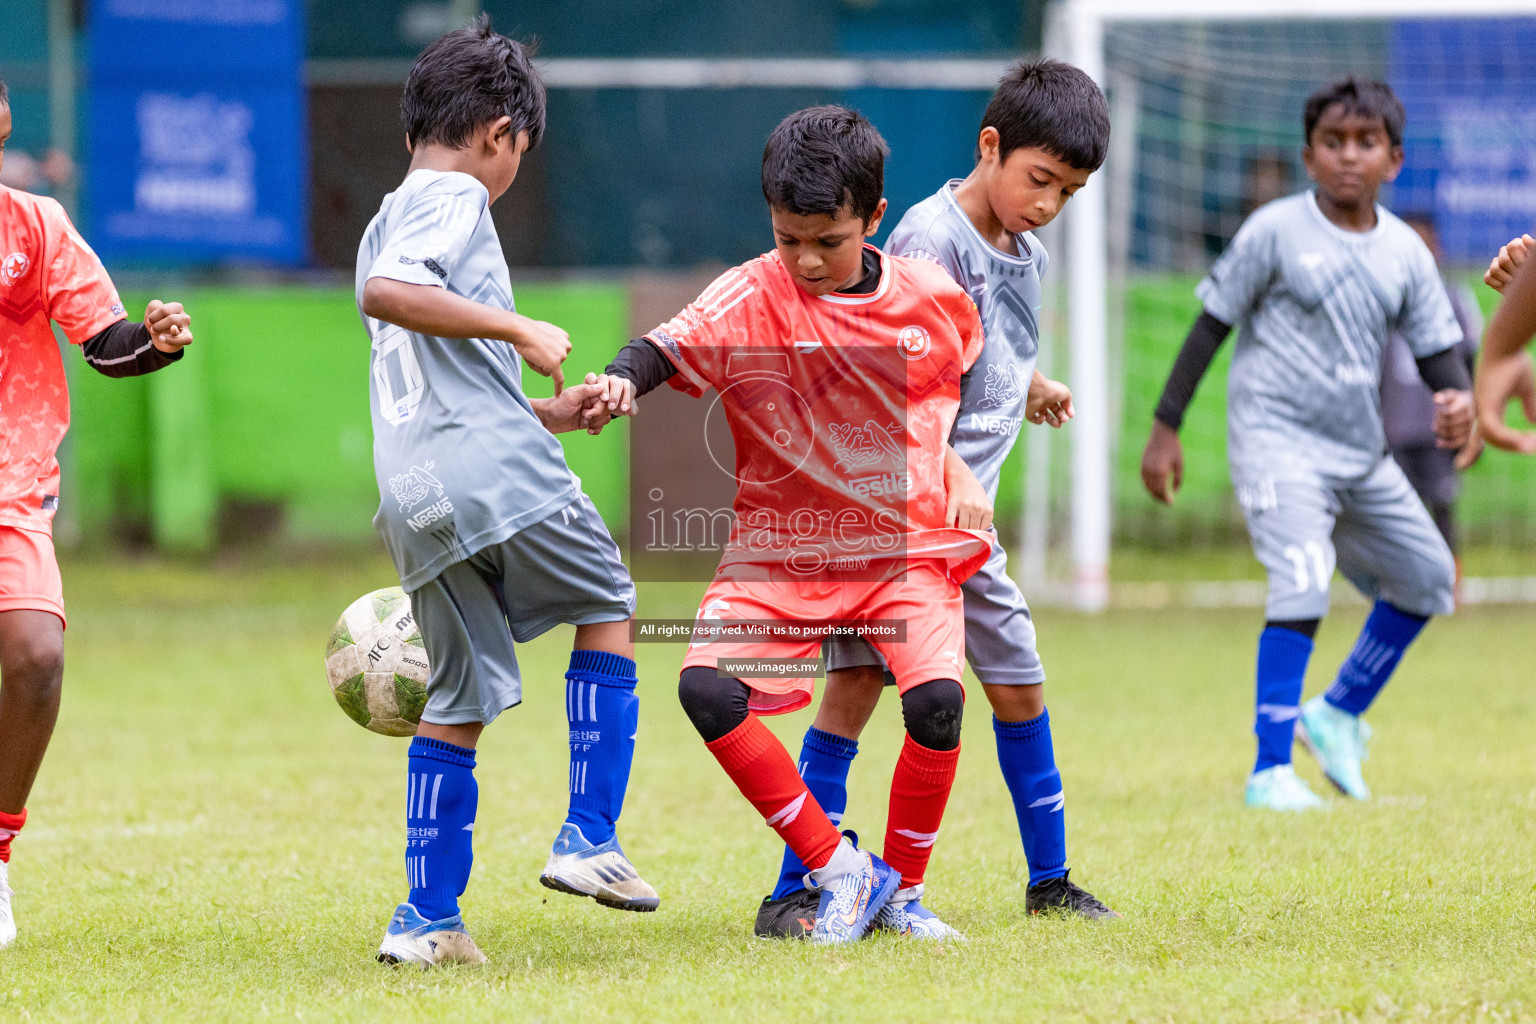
[849,472,909,498]
[964,413,1021,436]
[405,498,454,532]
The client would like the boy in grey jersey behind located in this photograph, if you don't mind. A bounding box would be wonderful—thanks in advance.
[1140,78,1475,812]
[753,61,1118,937]
[357,19,657,969]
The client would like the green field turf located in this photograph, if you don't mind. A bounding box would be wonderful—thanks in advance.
[4,555,1533,1022]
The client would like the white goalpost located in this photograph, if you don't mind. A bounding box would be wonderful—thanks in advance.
[1046,0,1536,612]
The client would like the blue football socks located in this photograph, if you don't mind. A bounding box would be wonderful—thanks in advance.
[995,710,1067,886]
[405,735,477,923]
[771,727,858,900]
[563,649,640,845]
[1254,625,1314,773]
[1325,600,1429,717]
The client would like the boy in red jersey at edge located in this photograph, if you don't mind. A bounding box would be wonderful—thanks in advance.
[0,78,194,948]
[591,107,992,942]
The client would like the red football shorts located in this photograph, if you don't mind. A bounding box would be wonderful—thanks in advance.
[681,560,965,715]
[0,526,65,627]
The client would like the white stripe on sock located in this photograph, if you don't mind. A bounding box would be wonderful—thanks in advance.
[589,682,598,723]
[407,773,416,817]
[429,774,443,820]
[416,774,428,819]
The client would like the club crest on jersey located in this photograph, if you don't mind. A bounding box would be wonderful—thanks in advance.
[2,252,30,286]
[980,363,1024,407]
[896,325,930,360]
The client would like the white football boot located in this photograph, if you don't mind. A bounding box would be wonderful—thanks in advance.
[872,884,965,940]
[540,823,659,912]
[0,861,16,948]
[376,903,487,968]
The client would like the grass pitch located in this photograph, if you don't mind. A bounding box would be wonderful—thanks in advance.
[3,553,1533,1022]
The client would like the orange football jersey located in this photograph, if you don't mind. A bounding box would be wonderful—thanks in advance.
[0,184,126,534]
[646,246,991,584]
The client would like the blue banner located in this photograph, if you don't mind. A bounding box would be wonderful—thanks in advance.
[88,0,306,266]
[1391,18,1536,264]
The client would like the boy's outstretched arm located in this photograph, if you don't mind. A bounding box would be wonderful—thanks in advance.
[1140,310,1232,505]
[361,277,571,391]
[943,444,992,530]
[81,299,193,377]
[83,297,193,379]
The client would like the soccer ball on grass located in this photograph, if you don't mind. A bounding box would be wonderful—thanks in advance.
[324,587,429,736]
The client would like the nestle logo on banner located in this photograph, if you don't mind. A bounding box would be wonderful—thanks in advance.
[133,93,258,217]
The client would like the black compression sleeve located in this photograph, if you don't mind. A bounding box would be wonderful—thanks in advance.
[1415,346,1474,392]
[604,337,677,397]
[1153,311,1233,430]
[81,320,182,378]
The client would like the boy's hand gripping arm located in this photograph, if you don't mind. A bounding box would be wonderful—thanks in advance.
[944,444,993,531]
[1140,310,1233,505]
[530,382,611,435]
[361,277,572,392]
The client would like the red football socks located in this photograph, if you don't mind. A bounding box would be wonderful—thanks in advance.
[883,735,960,888]
[706,716,842,872]
[0,808,26,864]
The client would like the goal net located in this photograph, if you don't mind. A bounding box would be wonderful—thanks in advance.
[1036,1,1536,606]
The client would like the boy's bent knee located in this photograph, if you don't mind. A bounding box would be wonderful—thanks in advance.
[901,678,964,751]
[678,666,751,742]
[0,618,64,695]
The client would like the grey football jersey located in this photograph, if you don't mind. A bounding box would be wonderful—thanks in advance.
[1198,191,1462,479]
[886,181,1047,501]
[357,169,579,591]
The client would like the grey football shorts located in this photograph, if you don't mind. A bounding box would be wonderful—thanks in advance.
[823,539,1046,687]
[1237,455,1455,622]
[408,493,636,726]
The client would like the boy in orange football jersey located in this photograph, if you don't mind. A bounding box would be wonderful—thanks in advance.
[0,78,194,948]
[592,106,991,942]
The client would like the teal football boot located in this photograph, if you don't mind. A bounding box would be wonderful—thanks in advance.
[1296,695,1372,800]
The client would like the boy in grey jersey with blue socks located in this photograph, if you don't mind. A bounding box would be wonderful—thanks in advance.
[1141,78,1475,811]
[356,18,657,968]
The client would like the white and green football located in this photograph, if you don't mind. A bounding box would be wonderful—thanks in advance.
[324,587,430,736]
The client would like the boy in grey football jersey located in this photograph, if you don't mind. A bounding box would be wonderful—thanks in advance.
[357,19,656,968]
[1141,78,1475,812]
[750,61,1118,934]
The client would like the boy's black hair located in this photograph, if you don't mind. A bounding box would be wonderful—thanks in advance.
[761,106,888,224]
[1304,76,1405,148]
[401,13,545,152]
[979,59,1109,171]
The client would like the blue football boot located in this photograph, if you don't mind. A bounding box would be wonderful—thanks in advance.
[808,838,900,944]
